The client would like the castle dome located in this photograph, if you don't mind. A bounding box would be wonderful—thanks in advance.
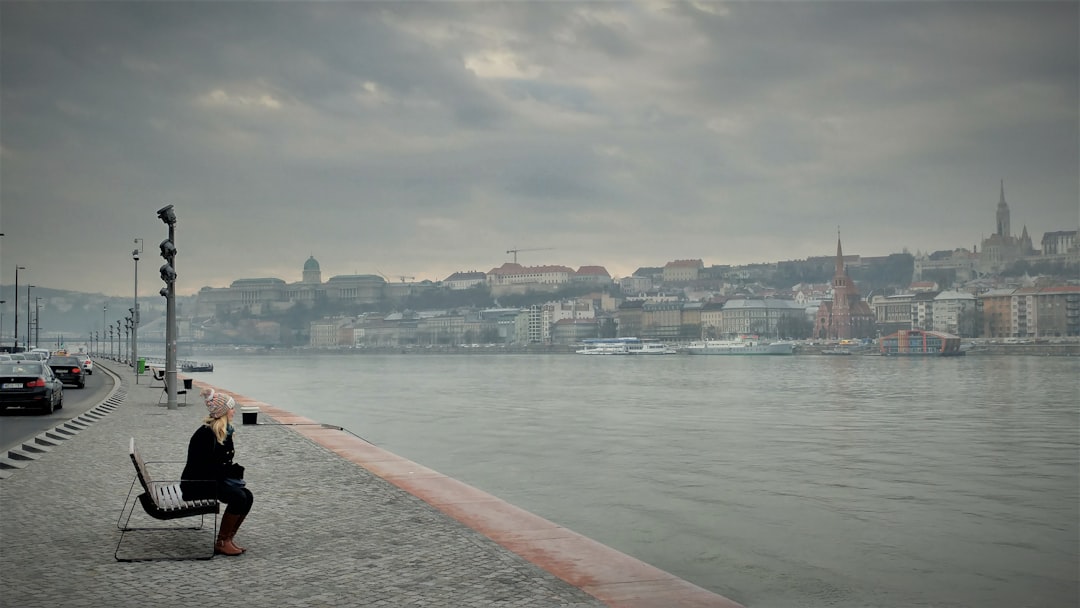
[304,256,320,272]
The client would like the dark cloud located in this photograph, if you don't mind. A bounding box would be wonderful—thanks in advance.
[1,1,1076,296]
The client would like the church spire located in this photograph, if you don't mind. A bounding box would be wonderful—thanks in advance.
[835,227,845,274]
[996,179,1011,237]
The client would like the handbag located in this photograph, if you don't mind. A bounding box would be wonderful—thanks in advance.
[225,462,245,480]
[223,477,246,489]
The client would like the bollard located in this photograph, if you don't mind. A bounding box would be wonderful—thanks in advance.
[240,406,260,425]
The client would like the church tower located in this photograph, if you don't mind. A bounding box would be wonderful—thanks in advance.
[996,179,1011,238]
[829,231,854,340]
[814,230,876,341]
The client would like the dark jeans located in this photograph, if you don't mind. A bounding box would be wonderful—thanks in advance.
[217,481,254,516]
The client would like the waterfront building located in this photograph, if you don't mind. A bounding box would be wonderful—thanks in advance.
[979,288,1015,338]
[615,300,644,339]
[870,293,917,336]
[986,286,1080,338]
[698,301,726,339]
[932,291,978,337]
[641,300,685,340]
[550,318,599,345]
[1031,286,1080,337]
[722,298,806,338]
[910,291,938,331]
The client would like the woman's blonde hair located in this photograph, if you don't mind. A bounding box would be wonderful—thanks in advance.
[203,413,231,444]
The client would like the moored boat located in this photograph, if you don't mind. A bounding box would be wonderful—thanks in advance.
[682,335,795,355]
[180,361,215,372]
[626,340,677,355]
[576,338,632,355]
[576,338,676,355]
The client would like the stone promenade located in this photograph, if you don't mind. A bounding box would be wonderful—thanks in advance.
[0,362,742,608]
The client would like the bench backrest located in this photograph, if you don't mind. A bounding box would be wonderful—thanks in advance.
[129,437,154,496]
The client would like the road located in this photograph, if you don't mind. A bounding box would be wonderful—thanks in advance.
[0,364,115,453]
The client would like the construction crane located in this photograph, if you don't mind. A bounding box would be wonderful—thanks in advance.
[506,247,554,264]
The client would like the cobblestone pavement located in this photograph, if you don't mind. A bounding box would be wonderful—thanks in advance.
[0,363,607,608]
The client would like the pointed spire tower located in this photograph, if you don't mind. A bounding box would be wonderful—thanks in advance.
[996,179,1011,238]
[829,227,854,340]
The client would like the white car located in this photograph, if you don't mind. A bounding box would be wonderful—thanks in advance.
[74,353,93,375]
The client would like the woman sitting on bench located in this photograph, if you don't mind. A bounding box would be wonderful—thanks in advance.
[180,388,254,556]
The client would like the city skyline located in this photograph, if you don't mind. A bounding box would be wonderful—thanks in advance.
[1,1,1077,297]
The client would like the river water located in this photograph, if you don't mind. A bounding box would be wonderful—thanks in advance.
[194,351,1078,608]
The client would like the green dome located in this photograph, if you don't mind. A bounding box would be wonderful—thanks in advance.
[304,256,320,271]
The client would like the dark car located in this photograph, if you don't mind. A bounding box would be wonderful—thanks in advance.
[48,355,86,389]
[0,361,64,414]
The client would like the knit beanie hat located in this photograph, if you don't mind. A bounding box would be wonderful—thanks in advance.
[203,388,234,419]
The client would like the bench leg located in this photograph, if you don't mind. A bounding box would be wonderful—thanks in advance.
[115,512,217,562]
[115,480,218,562]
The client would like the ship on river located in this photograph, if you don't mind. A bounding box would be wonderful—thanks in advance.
[681,335,796,355]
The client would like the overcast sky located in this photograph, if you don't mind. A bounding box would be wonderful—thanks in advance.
[1,1,1077,297]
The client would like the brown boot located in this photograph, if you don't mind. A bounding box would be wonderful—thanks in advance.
[215,513,243,556]
[231,513,247,553]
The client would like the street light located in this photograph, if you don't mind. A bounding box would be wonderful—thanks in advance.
[123,316,132,364]
[26,285,34,349]
[102,304,108,356]
[133,239,142,382]
[34,297,42,349]
[14,266,25,351]
[157,204,179,409]
[0,300,5,347]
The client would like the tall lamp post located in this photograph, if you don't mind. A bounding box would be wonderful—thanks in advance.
[157,205,179,410]
[107,326,113,360]
[34,297,42,349]
[0,300,5,347]
[14,266,25,351]
[116,320,122,362]
[26,285,34,349]
[132,239,142,382]
[123,317,131,364]
[102,304,108,356]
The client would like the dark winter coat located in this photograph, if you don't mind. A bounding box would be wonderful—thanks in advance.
[180,424,236,501]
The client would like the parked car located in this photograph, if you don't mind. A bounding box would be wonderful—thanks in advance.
[0,361,64,413]
[47,355,86,389]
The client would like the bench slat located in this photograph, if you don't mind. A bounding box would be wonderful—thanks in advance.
[129,438,218,519]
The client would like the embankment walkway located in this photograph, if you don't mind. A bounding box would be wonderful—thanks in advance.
[0,362,742,607]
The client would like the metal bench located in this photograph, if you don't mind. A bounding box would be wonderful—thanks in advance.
[115,437,219,561]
